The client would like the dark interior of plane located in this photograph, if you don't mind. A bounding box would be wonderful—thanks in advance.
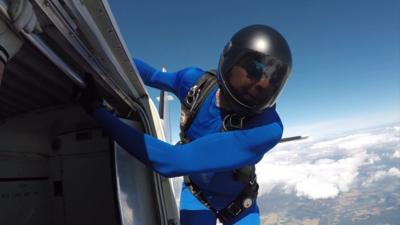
[0,42,163,225]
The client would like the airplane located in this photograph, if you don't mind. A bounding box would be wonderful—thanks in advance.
[0,0,179,224]
[0,1,306,224]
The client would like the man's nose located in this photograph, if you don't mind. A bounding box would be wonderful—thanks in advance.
[247,77,270,98]
[255,76,270,90]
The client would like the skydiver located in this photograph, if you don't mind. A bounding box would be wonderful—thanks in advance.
[80,24,293,225]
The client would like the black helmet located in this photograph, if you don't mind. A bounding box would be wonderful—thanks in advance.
[218,24,292,116]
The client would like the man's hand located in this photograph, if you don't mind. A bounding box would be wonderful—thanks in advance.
[78,74,104,114]
[8,0,42,33]
[0,19,23,84]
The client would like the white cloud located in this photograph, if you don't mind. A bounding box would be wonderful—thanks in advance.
[362,167,400,187]
[311,132,398,151]
[257,152,366,199]
[283,113,400,138]
[156,94,174,102]
[388,167,400,177]
[365,154,381,165]
[393,150,400,159]
[257,123,400,200]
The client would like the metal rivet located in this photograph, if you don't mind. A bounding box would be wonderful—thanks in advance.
[242,198,252,209]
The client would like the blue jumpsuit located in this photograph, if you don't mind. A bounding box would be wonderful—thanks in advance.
[92,59,284,225]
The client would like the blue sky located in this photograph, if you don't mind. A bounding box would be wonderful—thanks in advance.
[109,0,400,141]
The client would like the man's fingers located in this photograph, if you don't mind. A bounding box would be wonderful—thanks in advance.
[12,0,33,32]
[25,12,37,33]
[9,0,41,33]
[8,0,24,21]
[34,23,42,33]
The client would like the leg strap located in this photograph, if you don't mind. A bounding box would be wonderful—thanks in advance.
[183,175,259,223]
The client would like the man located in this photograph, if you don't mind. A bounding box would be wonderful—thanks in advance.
[81,24,292,225]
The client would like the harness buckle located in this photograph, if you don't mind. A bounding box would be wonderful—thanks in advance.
[226,202,242,216]
[185,85,200,111]
[249,174,257,185]
[242,198,253,209]
[223,114,245,131]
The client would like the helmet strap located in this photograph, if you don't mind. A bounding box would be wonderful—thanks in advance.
[217,88,237,115]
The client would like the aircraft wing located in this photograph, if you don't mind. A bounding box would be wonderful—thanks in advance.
[280,136,308,143]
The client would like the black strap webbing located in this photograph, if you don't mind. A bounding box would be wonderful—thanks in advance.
[179,71,217,144]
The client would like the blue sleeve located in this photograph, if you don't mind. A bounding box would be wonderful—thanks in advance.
[93,107,283,178]
[134,58,204,101]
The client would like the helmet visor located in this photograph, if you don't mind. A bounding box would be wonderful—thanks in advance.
[222,52,289,110]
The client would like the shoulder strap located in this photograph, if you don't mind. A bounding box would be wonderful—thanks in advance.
[179,70,217,144]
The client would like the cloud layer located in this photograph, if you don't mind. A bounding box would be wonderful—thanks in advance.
[256,124,400,200]
[362,167,400,187]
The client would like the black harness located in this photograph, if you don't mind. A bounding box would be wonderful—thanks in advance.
[178,70,259,223]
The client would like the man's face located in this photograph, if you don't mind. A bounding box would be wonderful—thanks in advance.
[228,65,276,106]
